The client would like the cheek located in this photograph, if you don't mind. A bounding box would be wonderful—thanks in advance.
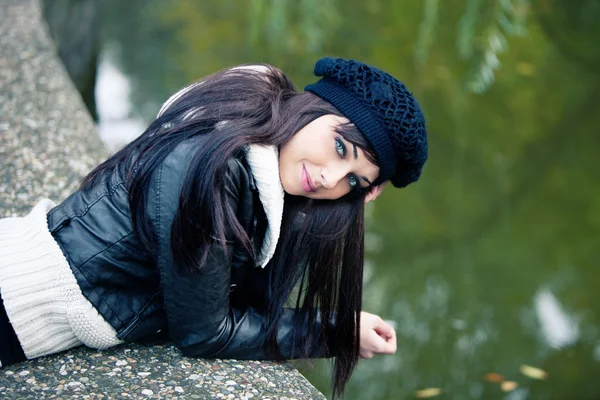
[314,186,350,200]
[280,137,305,165]
[279,140,299,171]
[332,186,350,199]
[305,140,335,166]
[278,156,295,189]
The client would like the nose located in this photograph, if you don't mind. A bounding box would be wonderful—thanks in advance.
[320,164,350,189]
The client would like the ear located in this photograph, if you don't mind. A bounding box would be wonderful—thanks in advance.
[364,181,389,204]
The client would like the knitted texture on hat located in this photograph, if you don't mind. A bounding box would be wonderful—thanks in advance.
[305,57,428,188]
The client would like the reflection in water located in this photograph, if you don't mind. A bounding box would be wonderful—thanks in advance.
[594,344,600,363]
[534,289,579,349]
[93,0,600,398]
[505,388,529,400]
[95,51,145,151]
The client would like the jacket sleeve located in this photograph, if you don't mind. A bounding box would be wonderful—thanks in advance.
[149,149,336,360]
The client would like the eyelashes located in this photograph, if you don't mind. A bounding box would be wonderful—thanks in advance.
[335,137,359,190]
[335,137,346,157]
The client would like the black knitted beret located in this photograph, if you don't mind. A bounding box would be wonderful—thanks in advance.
[305,57,428,188]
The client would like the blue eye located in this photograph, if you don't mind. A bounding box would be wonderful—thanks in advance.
[335,138,346,157]
[348,174,358,188]
[336,138,359,190]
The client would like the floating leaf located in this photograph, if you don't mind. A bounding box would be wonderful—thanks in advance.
[520,364,548,380]
[484,372,505,383]
[415,388,443,398]
[501,381,518,392]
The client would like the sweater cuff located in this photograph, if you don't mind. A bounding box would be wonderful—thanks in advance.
[0,199,121,359]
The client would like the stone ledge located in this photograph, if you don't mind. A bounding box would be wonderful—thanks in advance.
[0,344,324,399]
[0,0,106,217]
[0,0,325,398]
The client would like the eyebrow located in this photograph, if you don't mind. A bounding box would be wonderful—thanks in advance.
[352,143,372,186]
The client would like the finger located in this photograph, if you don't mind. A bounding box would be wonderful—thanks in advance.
[384,342,397,354]
[374,322,393,338]
[386,331,398,354]
[373,325,396,353]
[386,330,397,353]
[387,327,396,343]
[372,337,395,355]
[377,333,396,354]
[381,329,394,342]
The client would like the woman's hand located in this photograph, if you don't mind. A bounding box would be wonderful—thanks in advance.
[359,311,397,359]
[364,181,388,204]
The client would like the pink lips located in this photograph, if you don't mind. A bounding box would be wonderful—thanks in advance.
[302,165,316,193]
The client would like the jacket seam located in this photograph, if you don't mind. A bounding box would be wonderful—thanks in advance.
[53,235,126,325]
[155,164,163,258]
[70,232,136,324]
[155,163,170,314]
[52,181,127,227]
[51,179,125,217]
[74,232,135,271]
[118,290,162,339]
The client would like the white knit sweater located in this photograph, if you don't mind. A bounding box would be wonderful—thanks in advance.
[0,146,284,363]
[0,199,122,361]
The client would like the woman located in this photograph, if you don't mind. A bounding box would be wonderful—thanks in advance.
[0,57,427,397]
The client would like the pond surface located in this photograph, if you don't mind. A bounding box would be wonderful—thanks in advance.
[97,1,600,398]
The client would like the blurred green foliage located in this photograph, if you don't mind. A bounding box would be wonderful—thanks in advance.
[94,0,600,398]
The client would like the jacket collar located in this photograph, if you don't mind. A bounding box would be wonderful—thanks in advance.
[245,144,284,268]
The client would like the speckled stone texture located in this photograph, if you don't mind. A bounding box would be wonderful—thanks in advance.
[0,0,325,398]
[0,344,325,399]
[0,0,107,217]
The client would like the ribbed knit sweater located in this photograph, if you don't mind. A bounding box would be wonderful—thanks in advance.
[0,199,122,360]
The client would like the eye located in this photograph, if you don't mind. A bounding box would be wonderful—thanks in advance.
[335,138,346,157]
[348,174,358,188]
[335,138,360,190]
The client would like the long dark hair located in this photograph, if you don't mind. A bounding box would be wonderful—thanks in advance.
[81,65,378,398]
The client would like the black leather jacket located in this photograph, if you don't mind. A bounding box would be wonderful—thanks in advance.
[47,137,333,360]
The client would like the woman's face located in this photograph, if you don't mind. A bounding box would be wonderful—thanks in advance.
[279,114,380,200]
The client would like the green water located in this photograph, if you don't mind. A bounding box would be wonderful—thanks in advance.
[98,1,600,398]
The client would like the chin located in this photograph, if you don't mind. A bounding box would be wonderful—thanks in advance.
[279,179,295,196]
[282,184,310,198]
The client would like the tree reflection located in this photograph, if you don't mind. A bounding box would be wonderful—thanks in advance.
[94,0,600,398]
